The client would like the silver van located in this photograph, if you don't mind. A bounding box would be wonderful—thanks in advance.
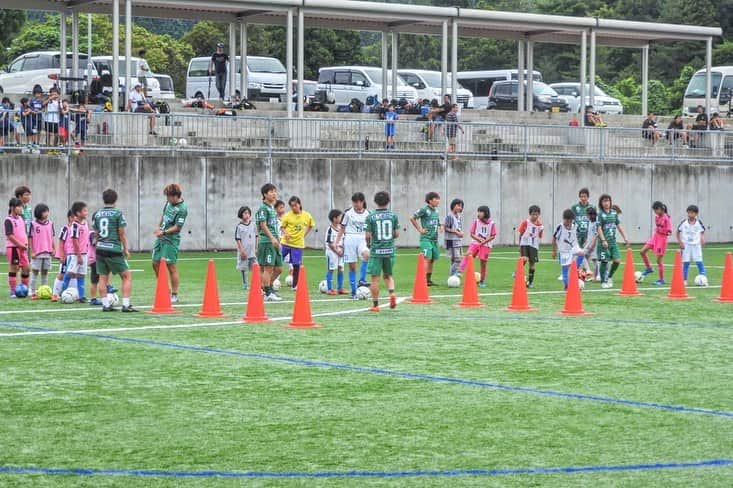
[186,56,287,101]
[317,66,418,105]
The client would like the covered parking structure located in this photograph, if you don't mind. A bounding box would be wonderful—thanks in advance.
[4,0,722,120]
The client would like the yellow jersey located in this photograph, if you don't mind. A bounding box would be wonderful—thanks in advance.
[280,210,315,249]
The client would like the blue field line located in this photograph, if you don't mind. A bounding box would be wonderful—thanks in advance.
[3,320,731,420]
[0,459,730,479]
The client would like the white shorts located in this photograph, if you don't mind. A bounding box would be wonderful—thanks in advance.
[558,248,582,267]
[682,244,702,262]
[343,234,368,263]
[65,254,89,275]
[31,254,52,271]
[326,249,344,271]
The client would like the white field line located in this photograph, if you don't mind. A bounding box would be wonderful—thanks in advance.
[0,298,409,338]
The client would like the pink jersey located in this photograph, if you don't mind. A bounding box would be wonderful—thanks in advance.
[518,218,544,249]
[654,213,672,237]
[63,225,76,255]
[4,214,28,249]
[70,220,90,255]
[470,218,497,248]
[57,225,70,258]
[88,230,97,264]
[30,220,55,256]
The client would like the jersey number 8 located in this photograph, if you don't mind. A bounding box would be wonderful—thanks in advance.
[98,218,109,238]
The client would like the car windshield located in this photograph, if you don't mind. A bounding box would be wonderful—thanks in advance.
[247,58,286,74]
[115,60,138,76]
[685,72,722,98]
[532,82,557,96]
[293,82,317,96]
[363,68,407,86]
[416,72,464,89]
[189,59,209,77]
[51,54,90,69]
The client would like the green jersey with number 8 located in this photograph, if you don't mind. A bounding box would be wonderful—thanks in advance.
[93,207,127,254]
[366,210,399,257]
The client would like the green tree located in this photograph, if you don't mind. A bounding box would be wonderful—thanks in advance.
[0,9,26,66]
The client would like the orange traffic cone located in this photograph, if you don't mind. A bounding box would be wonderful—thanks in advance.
[458,256,484,308]
[148,258,179,314]
[195,259,227,318]
[617,247,642,296]
[715,252,733,303]
[561,260,592,316]
[288,265,320,328]
[242,263,270,323]
[666,251,692,300]
[408,253,433,304]
[506,257,535,312]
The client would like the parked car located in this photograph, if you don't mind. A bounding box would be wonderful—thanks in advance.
[488,80,569,112]
[456,69,543,108]
[550,82,623,114]
[291,80,318,103]
[91,56,161,99]
[317,66,418,105]
[154,73,176,100]
[0,51,98,95]
[397,69,474,108]
[186,56,287,101]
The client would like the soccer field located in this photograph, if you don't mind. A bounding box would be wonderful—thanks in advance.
[1,245,731,487]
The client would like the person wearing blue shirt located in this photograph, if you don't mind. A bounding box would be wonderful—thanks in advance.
[384,104,398,151]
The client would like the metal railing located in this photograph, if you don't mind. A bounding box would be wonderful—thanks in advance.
[2,108,733,162]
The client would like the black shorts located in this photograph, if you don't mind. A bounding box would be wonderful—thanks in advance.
[45,122,59,134]
[90,261,99,284]
[520,245,539,263]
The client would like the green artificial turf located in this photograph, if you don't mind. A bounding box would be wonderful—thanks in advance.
[0,246,731,487]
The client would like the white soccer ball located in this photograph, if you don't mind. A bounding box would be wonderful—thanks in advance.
[355,286,371,300]
[694,274,709,287]
[178,138,188,146]
[272,278,282,291]
[474,272,481,283]
[446,275,461,288]
[578,279,586,291]
[285,275,294,287]
[634,271,644,283]
[319,280,329,294]
[109,293,120,306]
[61,288,79,304]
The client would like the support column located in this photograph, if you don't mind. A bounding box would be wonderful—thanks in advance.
[579,30,587,122]
[240,22,247,100]
[228,23,236,100]
[517,40,525,112]
[641,45,649,116]
[526,40,534,111]
[441,21,448,99]
[286,9,293,118]
[589,29,596,108]
[381,31,388,101]
[112,0,119,111]
[391,31,398,101]
[60,11,67,95]
[451,20,458,104]
[297,8,304,118]
[125,0,132,104]
[71,11,79,94]
[705,37,712,116]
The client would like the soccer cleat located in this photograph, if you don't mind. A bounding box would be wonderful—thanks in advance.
[89,298,103,306]
[526,282,533,289]
[265,293,282,302]
[326,290,338,296]
[601,282,611,289]
[641,267,654,277]
[478,281,486,288]
[389,293,397,309]
[102,306,117,312]
[106,284,118,294]
[557,275,564,281]
[77,297,87,304]
[121,305,139,313]
[30,294,38,300]
[427,280,435,287]
[368,306,380,312]
[358,280,369,288]
[350,294,358,300]
[9,293,16,299]
[606,278,613,288]
[51,294,59,302]
[653,279,666,286]
[337,289,349,295]
[170,294,179,304]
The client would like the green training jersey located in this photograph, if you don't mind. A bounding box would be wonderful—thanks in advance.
[571,202,594,236]
[93,207,127,254]
[413,205,439,241]
[158,200,188,246]
[366,209,399,257]
[22,203,32,234]
[598,208,621,245]
[255,202,278,241]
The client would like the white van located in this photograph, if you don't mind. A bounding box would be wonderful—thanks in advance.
[317,66,418,105]
[682,67,733,117]
[397,69,474,108]
[549,82,623,114]
[0,51,98,95]
[456,69,542,109]
[186,56,287,101]
[91,56,161,99]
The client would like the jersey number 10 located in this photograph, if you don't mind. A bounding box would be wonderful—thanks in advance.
[375,220,393,241]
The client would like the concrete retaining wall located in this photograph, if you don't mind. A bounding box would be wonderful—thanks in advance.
[1,154,731,250]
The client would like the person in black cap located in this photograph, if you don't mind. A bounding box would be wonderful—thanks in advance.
[209,43,229,101]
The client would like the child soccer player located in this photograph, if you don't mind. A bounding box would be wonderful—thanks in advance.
[63,201,90,302]
[444,198,464,277]
[597,194,630,289]
[459,205,496,287]
[335,192,371,298]
[52,210,73,301]
[571,188,594,274]
[384,104,398,150]
[365,191,399,312]
[5,198,30,298]
[584,207,600,281]
[410,192,442,286]
[14,186,32,235]
[324,209,346,295]
[518,205,544,288]
[640,201,672,285]
[28,204,55,299]
[552,209,585,289]
[256,183,283,302]
[677,204,706,283]
[235,206,258,290]
[280,196,315,289]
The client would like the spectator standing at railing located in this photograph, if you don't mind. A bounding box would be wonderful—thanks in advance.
[445,103,463,160]
[70,101,90,149]
[209,43,229,102]
[43,86,61,148]
[137,49,150,98]
[127,82,157,136]
[641,112,661,145]
[666,115,688,146]
[384,104,397,151]
[0,97,12,148]
[29,88,44,147]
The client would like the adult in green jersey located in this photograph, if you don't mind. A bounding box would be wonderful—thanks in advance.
[596,193,630,289]
[571,187,595,274]
[409,191,443,286]
[256,183,283,302]
[365,191,399,311]
[93,189,136,312]
[152,183,188,303]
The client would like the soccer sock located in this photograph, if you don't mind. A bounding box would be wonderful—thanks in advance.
[641,252,652,269]
[337,271,344,290]
[359,261,368,282]
[264,285,271,295]
[53,277,63,296]
[102,295,110,307]
[576,255,584,270]
[528,268,535,284]
[609,262,620,278]
[8,272,17,293]
[600,262,608,282]
[373,299,379,307]
[349,270,356,294]
[292,265,301,288]
[683,262,691,280]
[696,261,706,275]
[562,265,569,288]
[41,273,48,286]
[326,270,333,290]
[21,274,29,287]
[29,272,38,294]
[458,255,467,273]
[658,262,665,281]
[122,297,130,307]
[61,273,72,291]
[388,288,394,294]
[426,272,432,283]
[480,261,487,282]
[241,271,247,286]
[77,277,85,298]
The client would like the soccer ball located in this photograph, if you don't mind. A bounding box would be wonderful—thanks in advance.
[14,284,29,298]
[634,271,644,283]
[61,288,79,304]
[446,275,461,288]
[37,285,53,299]
[578,279,586,291]
[109,293,120,306]
[285,275,294,287]
[694,275,709,287]
[272,278,282,291]
[355,286,371,300]
[474,272,481,283]
[319,280,329,294]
